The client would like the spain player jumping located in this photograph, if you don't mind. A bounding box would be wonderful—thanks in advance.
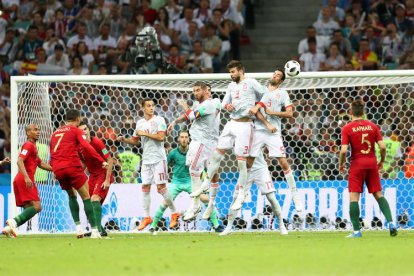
[79,121,113,236]
[339,99,397,238]
[50,109,108,239]
[2,125,52,238]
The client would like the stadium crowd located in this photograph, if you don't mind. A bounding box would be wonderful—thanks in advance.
[297,0,414,71]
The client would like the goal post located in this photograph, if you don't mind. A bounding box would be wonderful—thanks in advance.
[10,70,414,233]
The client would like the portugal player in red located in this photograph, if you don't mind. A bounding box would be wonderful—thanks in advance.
[339,99,397,238]
[2,125,52,238]
[79,121,113,236]
[50,109,108,239]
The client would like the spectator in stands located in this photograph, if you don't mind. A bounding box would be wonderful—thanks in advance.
[218,0,242,60]
[381,23,402,69]
[43,27,66,57]
[175,6,204,36]
[364,25,382,57]
[202,23,222,72]
[342,14,361,51]
[78,4,101,40]
[393,3,413,36]
[107,39,131,74]
[67,55,88,75]
[318,0,345,24]
[299,37,326,72]
[187,40,213,73]
[194,0,212,24]
[320,42,345,71]
[179,21,201,56]
[401,26,414,52]
[167,44,186,71]
[0,60,9,86]
[313,6,340,38]
[62,0,79,33]
[375,0,396,26]
[0,29,18,65]
[406,0,414,21]
[165,0,183,24]
[367,12,386,37]
[351,37,378,70]
[35,47,47,64]
[118,22,138,43]
[298,26,329,55]
[73,41,94,73]
[158,7,175,39]
[51,9,68,40]
[93,23,117,64]
[137,0,158,25]
[46,44,70,70]
[32,11,47,41]
[105,4,126,40]
[44,0,63,24]
[17,25,43,61]
[18,0,34,22]
[331,29,352,60]
[153,21,172,54]
[67,22,94,55]
[398,44,414,69]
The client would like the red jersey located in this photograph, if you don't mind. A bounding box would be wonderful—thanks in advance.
[50,125,105,171]
[15,141,41,181]
[80,137,110,177]
[341,119,383,168]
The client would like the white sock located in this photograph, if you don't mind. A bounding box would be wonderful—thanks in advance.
[207,151,224,179]
[208,182,219,206]
[284,170,297,192]
[226,191,239,230]
[266,192,283,222]
[142,191,150,217]
[191,175,202,208]
[236,159,248,191]
[160,188,176,213]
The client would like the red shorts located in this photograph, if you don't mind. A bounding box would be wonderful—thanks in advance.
[348,167,382,194]
[13,176,40,207]
[88,173,113,203]
[54,167,88,191]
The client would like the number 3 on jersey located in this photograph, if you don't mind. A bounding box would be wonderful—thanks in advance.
[360,133,371,154]
[53,133,65,152]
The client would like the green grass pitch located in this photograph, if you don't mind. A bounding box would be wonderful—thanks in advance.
[1,231,413,275]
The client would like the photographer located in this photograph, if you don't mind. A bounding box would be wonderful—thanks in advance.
[186,40,212,73]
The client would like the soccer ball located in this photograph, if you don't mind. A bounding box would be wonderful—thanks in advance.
[284,60,301,77]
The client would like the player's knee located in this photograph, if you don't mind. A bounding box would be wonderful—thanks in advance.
[190,169,202,178]
[211,173,220,183]
[33,202,42,213]
[157,186,167,194]
[142,185,151,193]
[278,158,290,171]
[200,194,209,203]
[216,148,225,156]
[373,191,383,200]
[246,157,255,169]
[91,195,101,202]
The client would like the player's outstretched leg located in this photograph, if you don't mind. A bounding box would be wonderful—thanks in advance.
[149,204,167,232]
[265,192,288,235]
[191,150,224,197]
[76,183,101,239]
[91,197,105,236]
[138,185,153,231]
[231,157,248,210]
[373,192,397,237]
[2,201,41,238]
[220,194,239,236]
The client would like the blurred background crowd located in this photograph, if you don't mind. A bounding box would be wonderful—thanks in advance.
[1,0,414,181]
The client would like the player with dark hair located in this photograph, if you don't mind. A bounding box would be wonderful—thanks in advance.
[339,99,397,238]
[78,121,113,236]
[249,68,303,213]
[2,125,52,238]
[50,109,108,239]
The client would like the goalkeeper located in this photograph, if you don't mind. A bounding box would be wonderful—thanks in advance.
[149,130,223,232]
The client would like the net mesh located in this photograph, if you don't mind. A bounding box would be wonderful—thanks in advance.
[13,73,414,233]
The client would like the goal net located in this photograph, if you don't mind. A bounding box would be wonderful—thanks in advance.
[10,71,414,233]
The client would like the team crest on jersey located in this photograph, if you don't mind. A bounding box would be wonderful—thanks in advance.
[243,83,248,90]
[82,135,87,140]
[21,149,28,156]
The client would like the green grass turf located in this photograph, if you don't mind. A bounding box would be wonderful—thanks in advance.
[1,231,413,276]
